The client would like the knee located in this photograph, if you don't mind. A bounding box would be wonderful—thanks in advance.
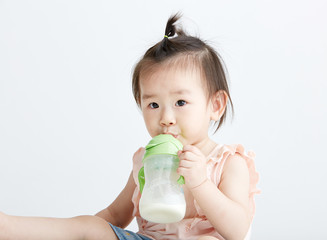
[72,215,116,240]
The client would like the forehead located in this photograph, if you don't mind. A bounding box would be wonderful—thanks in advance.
[139,64,205,95]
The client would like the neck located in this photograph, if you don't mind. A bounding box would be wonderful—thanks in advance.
[193,137,217,157]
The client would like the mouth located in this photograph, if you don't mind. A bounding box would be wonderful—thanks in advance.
[163,132,178,138]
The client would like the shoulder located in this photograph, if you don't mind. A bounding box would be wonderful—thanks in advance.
[216,143,258,190]
[217,143,255,184]
[212,143,256,174]
[133,147,145,161]
[221,153,250,187]
[132,147,145,167]
[223,152,249,174]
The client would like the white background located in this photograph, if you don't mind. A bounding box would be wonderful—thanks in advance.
[1,0,326,239]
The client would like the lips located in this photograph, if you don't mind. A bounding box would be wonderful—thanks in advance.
[164,132,178,138]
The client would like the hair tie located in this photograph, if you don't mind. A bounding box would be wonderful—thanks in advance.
[164,35,169,38]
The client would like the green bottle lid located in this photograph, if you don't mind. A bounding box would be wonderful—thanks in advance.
[143,134,183,162]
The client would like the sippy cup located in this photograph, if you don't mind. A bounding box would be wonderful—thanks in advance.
[138,134,186,223]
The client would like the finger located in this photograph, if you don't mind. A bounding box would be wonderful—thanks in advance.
[177,165,194,174]
[182,145,203,156]
[178,151,198,162]
[178,159,195,168]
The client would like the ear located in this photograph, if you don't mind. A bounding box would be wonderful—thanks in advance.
[210,90,228,121]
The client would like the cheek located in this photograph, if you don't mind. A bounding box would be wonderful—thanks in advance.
[180,107,209,129]
[142,111,157,129]
[178,110,198,129]
[142,112,151,124]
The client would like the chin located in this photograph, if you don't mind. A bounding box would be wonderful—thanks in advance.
[176,136,188,146]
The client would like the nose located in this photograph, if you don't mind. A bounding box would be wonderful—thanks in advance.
[160,107,176,126]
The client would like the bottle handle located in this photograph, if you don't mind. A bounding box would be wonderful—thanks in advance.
[177,175,185,185]
[138,167,145,194]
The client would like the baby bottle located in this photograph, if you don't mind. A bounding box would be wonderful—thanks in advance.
[138,134,186,223]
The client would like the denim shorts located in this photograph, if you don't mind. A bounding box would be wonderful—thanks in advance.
[108,223,152,240]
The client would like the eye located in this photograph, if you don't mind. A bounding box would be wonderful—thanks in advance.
[149,102,159,109]
[176,100,186,107]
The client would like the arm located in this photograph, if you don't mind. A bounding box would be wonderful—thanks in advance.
[192,154,251,240]
[96,171,136,229]
[178,146,251,240]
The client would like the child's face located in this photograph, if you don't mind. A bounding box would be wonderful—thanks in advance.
[139,66,217,148]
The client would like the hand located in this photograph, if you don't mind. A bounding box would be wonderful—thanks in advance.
[177,145,207,189]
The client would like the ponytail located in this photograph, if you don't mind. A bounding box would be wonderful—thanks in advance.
[154,13,187,60]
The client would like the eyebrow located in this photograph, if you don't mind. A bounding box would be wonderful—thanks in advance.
[141,89,191,100]
[141,94,155,101]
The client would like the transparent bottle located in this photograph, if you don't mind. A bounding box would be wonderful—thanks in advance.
[138,134,186,223]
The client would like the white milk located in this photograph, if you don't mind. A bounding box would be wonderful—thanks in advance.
[139,153,186,223]
[139,202,186,223]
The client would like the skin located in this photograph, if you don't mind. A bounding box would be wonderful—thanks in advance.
[0,64,251,240]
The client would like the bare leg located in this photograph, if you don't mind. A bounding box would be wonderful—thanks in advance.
[0,211,118,240]
[198,236,219,240]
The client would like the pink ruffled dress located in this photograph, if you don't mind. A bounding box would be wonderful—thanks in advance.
[131,143,260,240]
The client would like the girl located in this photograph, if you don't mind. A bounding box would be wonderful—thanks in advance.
[0,14,259,240]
